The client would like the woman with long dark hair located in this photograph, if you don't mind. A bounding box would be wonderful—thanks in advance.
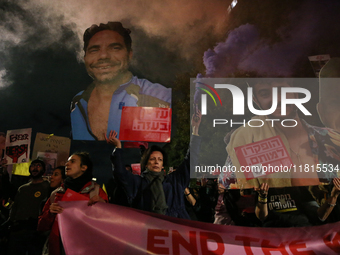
[38,152,108,255]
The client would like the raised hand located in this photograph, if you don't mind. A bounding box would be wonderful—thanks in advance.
[191,110,202,135]
[255,183,269,198]
[331,178,340,197]
[105,130,122,148]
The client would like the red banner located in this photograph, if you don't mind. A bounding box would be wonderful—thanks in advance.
[119,107,172,142]
[58,201,340,255]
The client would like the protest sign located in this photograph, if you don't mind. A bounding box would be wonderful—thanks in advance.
[37,151,58,176]
[119,107,171,142]
[5,128,32,164]
[131,163,141,175]
[32,133,71,167]
[234,136,293,180]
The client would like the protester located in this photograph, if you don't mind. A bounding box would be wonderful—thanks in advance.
[184,187,196,207]
[107,165,131,206]
[184,187,199,221]
[309,177,340,223]
[7,159,50,255]
[37,152,108,255]
[194,179,218,223]
[217,78,340,227]
[255,182,320,227]
[49,166,66,190]
[37,166,66,255]
[214,184,234,225]
[106,112,201,219]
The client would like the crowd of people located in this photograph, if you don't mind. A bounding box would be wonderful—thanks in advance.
[1,141,340,254]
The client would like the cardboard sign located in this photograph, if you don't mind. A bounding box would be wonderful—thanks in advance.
[234,136,293,180]
[5,128,32,164]
[119,107,171,142]
[37,151,58,176]
[32,133,71,167]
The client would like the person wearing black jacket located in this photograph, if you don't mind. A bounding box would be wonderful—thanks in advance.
[106,112,201,219]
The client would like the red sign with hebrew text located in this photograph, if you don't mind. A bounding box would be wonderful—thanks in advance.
[234,136,293,180]
[119,107,171,142]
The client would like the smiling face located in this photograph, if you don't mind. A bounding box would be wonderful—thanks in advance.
[253,82,298,119]
[146,151,164,172]
[65,155,87,179]
[50,168,64,189]
[84,30,132,84]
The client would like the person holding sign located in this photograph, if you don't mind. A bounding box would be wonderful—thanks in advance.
[37,152,108,255]
[218,78,340,227]
[220,78,340,189]
[71,21,172,141]
[106,112,201,219]
[255,182,320,227]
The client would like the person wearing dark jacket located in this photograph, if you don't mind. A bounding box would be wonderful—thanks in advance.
[106,112,201,219]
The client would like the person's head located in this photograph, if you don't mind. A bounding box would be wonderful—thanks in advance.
[317,58,340,131]
[50,166,66,189]
[83,22,133,84]
[65,152,93,179]
[141,145,167,173]
[249,78,298,120]
[125,164,132,172]
[29,159,46,180]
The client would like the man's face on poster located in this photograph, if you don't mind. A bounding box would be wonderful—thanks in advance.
[253,82,298,120]
[84,30,133,84]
